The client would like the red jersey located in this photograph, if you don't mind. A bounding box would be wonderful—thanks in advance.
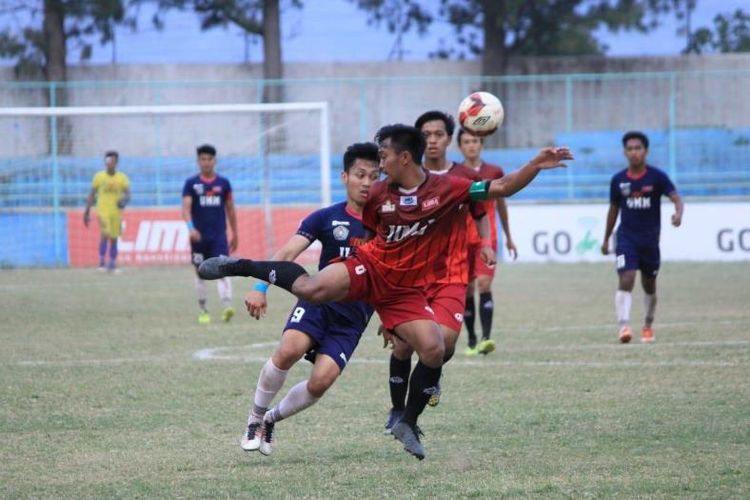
[359,170,476,288]
[434,163,485,285]
[467,162,505,243]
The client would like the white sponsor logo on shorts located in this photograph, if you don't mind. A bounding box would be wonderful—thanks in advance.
[355,265,366,275]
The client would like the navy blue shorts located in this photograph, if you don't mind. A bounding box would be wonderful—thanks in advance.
[191,236,229,268]
[283,299,367,372]
[615,232,660,276]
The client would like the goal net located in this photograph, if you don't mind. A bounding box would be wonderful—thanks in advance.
[0,102,331,268]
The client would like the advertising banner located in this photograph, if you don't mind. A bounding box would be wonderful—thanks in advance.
[503,202,750,263]
[67,207,320,267]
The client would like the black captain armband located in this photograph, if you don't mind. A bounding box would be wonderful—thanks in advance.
[469,181,490,201]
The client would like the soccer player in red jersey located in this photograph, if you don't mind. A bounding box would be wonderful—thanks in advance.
[384,111,495,431]
[198,124,573,460]
[458,129,519,356]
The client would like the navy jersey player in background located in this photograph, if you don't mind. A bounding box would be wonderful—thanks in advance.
[601,131,684,344]
[239,142,380,456]
[181,144,239,325]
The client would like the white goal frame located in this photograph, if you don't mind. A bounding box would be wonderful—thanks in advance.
[0,102,332,261]
[0,101,333,205]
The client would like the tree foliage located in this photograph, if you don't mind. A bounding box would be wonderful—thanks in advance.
[687,9,750,54]
[351,0,687,74]
[0,0,132,77]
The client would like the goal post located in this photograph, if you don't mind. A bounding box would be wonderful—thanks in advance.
[0,102,331,268]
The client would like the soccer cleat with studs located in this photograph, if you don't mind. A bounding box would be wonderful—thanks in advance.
[240,422,262,452]
[391,421,426,460]
[259,421,275,456]
[198,256,241,280]
[477,338,496,355]
[222,306,235,323]
[384,408,403,435]
[198,310,211,325]
[641,326,654,344]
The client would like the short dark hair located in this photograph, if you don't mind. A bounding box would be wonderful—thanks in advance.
[374,124,426,164]
[622,131,649,149]
[196,144,217,157]
[104,150,119,160]
[343,142,379,172]
[414,110,455,137]
[457,128,483,145]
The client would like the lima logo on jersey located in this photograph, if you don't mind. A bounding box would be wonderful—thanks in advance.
[385,219,436,243]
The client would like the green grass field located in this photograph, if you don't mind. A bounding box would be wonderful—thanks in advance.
[1,263,748,498]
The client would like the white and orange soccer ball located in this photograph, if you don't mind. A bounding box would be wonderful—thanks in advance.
[457,91,504,137]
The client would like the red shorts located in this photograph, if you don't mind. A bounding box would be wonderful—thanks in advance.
[425,282,467,332]
[343,254,435,330]
[468,242,497,280]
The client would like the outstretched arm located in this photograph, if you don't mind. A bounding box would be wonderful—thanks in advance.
[245,234,312,320]
[485,147,573,199]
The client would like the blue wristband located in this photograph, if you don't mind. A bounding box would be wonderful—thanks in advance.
[253,282,269,293]
[186,221,194,230]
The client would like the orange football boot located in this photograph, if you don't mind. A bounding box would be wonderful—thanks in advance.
[641,326,654,344]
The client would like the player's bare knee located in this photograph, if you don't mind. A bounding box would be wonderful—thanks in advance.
[477,277,492,293]
[393,340,413,359]
[272,347,301,370]
[419,340,445,367]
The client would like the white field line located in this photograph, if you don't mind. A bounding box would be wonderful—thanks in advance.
[8,336,749,369]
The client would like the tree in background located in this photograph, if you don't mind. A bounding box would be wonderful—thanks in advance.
[0,0,132,153]
[153,0,301,104]
[351,0,687,75]
[686,9,750,54]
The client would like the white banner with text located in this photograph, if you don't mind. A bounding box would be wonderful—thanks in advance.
[501,202,750,263]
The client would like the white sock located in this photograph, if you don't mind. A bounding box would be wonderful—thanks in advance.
[194,277,207,310]
[643,293,657,327]
[264,380,320,424]
[615,290,632,327]
[249,359,288,424]
[217,277,232,307]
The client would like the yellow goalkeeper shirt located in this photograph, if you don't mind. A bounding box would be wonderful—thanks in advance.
[92,170,130,213]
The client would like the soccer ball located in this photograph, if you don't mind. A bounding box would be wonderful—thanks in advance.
[457,91,504,137]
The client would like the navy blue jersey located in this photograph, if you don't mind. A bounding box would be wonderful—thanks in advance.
[182,174,232,240]
[296,201,373,322]
[610,166,676,239]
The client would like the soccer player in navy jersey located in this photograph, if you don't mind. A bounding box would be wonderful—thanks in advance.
[238,143,379,456]
[199,125,572,459]
[601,131,684,344]
[181,144,238,325]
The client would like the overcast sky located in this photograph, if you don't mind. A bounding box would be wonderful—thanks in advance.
[2,0,748,66]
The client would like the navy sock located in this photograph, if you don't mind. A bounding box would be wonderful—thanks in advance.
[479,292,493,340]
[389,354,411,411]
[402,362,441,426]
[464,295,477,347]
